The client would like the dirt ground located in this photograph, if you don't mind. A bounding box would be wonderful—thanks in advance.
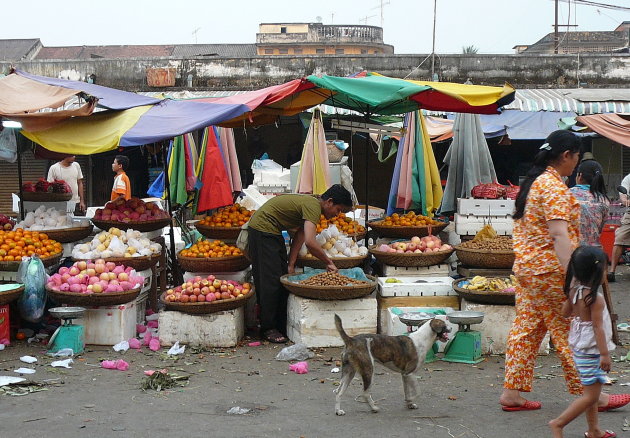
[2,268,630,438]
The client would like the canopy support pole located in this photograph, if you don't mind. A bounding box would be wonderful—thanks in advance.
[364,112,371,245]
[162,143,181,285]
[17,142,24,221]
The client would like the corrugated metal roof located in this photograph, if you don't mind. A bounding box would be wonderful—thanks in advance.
[0,39,40,61]
[172,44,257,58]
[503,89,630,114]
[36,45,174,59]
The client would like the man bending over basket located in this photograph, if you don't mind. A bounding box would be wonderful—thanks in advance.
[247,184,353,343]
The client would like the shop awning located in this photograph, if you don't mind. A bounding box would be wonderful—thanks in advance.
[576,113,630,147]
[503,88,630,114]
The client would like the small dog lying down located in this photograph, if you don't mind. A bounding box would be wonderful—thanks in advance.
[334,314,450,416]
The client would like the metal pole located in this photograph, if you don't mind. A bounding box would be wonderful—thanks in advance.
[162,143,181,285]
[364,113,370,245]
[431,0,437,79]
[17,141,24,221]
[554,0,559,54]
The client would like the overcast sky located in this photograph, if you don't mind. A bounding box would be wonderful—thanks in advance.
[4,0,629,54]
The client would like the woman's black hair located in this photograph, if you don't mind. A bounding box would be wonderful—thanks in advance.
[563,245,608,307]
[576,160,609,202]
[513,130,581,220]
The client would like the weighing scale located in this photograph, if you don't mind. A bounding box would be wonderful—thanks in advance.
[48,307,86,355]
[443,311,484,364]
[398,312,439,363]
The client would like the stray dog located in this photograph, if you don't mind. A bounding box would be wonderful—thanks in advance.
[334,314,450,415]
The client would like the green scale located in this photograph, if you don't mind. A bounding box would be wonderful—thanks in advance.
[397,312,440,363]
[48,307,86,355]
[442,311,484,364]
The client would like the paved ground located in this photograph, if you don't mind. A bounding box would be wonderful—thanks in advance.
[1,267,630,438]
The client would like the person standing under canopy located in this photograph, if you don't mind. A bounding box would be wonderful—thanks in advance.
[47,155,86,212]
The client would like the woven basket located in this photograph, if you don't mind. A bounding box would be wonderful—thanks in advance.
[280,274,377,300]
[195,223,242,240]
[41,225,93,243]
[160,288,254,315]
[73,255,158,271]
[454,245,515,269]
[369,246,454,267]
[91,217,171,233]
[452,279,515,305]
[296,254,368,269]
[177,253,250,273]
[0,253,62,272]
[369,221,448,239]
[21,192,72,202]
[0,283,25,305]
[327,142,345,163]
[47,285,142,307]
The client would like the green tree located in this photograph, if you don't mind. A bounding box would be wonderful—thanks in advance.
[462,45,479,54]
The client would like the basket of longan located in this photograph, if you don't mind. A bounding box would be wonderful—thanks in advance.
[280,272,377,300]
[195,204,254,241]
[177,239,250,273]
[454,236,515,269]
[369,212,448,239]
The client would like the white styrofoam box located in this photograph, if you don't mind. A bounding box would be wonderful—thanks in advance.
[16,197,76,214]
[457,198,515,216]
[0,271,18,282]
[135,290,149,324]
[455,213,513,236]
[461,298,549,355]
[158,308,244,348]
[379,307,459,352]
[380,263,450,277]
[378,276,455,297]
[82,300,138,346]
[183,268,252,284]
[287,293,377,347]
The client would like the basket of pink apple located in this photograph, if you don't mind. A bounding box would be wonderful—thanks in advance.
[368,235,454,267]
[160,274,254,314]
[46,259,145,306]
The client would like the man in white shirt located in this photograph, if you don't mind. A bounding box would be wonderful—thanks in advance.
[609,172,630,282]
[47,155,86,212]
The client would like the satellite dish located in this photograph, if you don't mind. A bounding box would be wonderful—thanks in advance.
[316,16,323,23]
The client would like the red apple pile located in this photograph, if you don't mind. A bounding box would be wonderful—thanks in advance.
[94,197,170,223]
[163,275,252,304]
[376,235,452,254]
[0,214,15,231]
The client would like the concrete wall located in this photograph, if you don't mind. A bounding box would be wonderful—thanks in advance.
[3,53,629,91]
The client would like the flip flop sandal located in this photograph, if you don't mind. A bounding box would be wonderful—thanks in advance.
[501,400,542,411]
[263,329,288,344]
[584,431,616,438]
[598,393,630,412]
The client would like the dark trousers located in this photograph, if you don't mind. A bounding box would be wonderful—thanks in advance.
[248,227,288,334]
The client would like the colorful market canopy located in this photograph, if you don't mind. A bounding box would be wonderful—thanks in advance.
[575,114,630,147]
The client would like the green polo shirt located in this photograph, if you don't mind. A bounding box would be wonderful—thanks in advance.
[248,194,321,235]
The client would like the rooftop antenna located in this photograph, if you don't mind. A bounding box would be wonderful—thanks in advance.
[359,14,376,25]
[192,27,201,44]
[371,0,391,28]
[316,15,323,23]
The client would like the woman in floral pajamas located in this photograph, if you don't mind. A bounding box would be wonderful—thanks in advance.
[499,130,630,413]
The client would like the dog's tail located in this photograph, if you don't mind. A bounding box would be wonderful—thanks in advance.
[334,314,352,345]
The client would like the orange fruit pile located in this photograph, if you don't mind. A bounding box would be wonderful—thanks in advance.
[382,212,440,227]
[316,213,365,235]
[179,239,243,259]
[198,204,253,228]
[0,229,63,261]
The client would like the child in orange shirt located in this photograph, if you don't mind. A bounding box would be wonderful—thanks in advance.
[111,155,131,201]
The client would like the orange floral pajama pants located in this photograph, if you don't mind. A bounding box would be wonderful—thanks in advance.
[503,272,582,395]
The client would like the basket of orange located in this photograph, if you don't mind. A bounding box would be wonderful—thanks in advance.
[316,213,366,240]
[369,212,448,239]
[177,239,251,273]
[195,204,254,241]
[0,229,64,271]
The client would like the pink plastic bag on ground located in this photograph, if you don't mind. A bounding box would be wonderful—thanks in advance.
[128,338,141,349]
[289,361,309,374]
[149,338,160,351]
[101,359,129,371]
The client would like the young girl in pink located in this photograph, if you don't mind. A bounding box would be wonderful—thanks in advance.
[549,246,616,438]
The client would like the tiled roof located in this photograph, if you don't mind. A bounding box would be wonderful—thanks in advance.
[172,44,257,58]
[0,39,41,61]
[35,45,174,59]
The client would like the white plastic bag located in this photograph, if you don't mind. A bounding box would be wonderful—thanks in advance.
[167,341,185,356]
[275,343,314,361]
